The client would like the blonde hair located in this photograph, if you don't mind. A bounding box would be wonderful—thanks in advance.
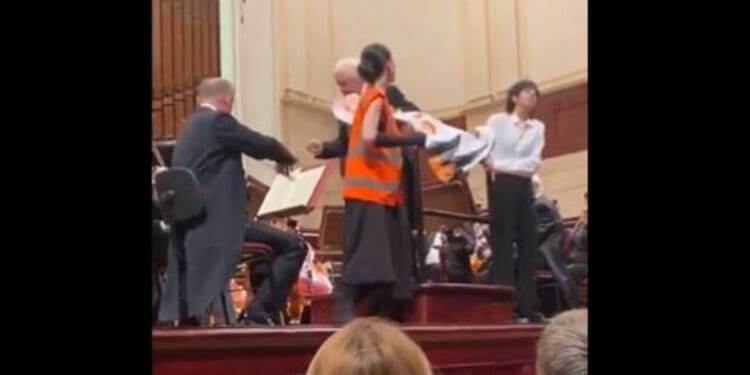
[536,309,588,375]
[306,317,433,375]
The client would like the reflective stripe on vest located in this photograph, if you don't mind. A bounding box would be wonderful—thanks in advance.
[347,139,403,164]
[343,177,400,193]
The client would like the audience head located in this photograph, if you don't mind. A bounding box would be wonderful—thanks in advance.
[305,317,433,375]
[536,309,588,375]
[333,58,364,96]
[358,43,395,85]
[506,79,540,116]
[197,77,235,112]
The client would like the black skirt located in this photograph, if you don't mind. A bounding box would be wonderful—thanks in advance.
[342,199,415,299]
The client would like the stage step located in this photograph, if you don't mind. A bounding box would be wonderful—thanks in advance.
[153,324,542,375]
[310,283,515,325]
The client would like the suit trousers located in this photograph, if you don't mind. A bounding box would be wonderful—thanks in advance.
[243,221,308,318]
[489,174,538,318]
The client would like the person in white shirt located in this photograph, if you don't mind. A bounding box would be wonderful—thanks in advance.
[477,79,545,323]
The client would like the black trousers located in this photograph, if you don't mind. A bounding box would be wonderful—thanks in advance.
[538,231,578,308]
[335,282,398,323]
[489,174,538,318]
[243,221,307,319]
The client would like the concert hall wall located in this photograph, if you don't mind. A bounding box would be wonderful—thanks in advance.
[200,0,588,226]
[152,0,221,142]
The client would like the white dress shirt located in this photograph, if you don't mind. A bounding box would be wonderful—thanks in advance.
[476,113,545,178]
[425,233,445,266]
[200,102,217,111]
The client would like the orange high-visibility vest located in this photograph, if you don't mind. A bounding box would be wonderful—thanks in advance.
[343,86,403,206]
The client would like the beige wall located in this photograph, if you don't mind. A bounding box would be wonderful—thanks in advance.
[463,150,587,219]
[275,0,588,115]
[538,150,587,218]
[229,0,588,227]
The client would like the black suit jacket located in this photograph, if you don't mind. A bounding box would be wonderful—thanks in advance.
[159,107,295,320]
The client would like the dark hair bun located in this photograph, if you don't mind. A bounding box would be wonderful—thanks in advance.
[357,59,379,83]
[358,43,391,84]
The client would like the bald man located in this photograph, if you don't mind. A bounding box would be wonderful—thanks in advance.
[306,58,419,175]
[159,78,303,326]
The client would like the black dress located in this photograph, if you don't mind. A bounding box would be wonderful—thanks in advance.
[342,199,414,300]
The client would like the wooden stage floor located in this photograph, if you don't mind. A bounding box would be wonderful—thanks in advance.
[153,324,543,375]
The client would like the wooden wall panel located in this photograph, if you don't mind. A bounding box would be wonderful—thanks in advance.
[161,0,175,139]
[192,0,203,96]
[153,0,220,142]
[152,0,163,139]
[183,0,194,116]
[201,0,211,79]
[172,0,186,135]
[208,0,219,76]
[535,84,588,158]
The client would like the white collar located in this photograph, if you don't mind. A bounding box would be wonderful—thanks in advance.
[200,102,218,111]
[510,113,533,130]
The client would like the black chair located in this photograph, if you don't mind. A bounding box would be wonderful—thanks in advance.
[154,168,205,224]
[154,168,233,326]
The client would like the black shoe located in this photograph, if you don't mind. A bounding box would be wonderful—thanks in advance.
[177,316,202,327]
[239,312,276,326]
[517,313,547,324]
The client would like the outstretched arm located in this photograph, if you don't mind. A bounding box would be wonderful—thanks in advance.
[215,113,297,164]
[318,122,349,159]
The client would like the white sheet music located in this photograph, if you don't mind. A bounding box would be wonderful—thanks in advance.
[256,165,328,218]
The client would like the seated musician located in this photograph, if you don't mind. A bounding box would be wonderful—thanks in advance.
[157,78,304,327]
[472,224,493,284]
[532,175,578,307]
[241,218,307,325]
[442,225,475,283]
[567,192,588,286]
[423,229,444,282]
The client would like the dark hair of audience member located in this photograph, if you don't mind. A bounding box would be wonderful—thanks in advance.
[305,317,433,375]
[357,43,392,84]
[505,79,541,113]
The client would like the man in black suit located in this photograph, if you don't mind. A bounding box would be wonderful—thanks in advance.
[158,78,305,326]
[305,56,424,267]
[532,175,578,308]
